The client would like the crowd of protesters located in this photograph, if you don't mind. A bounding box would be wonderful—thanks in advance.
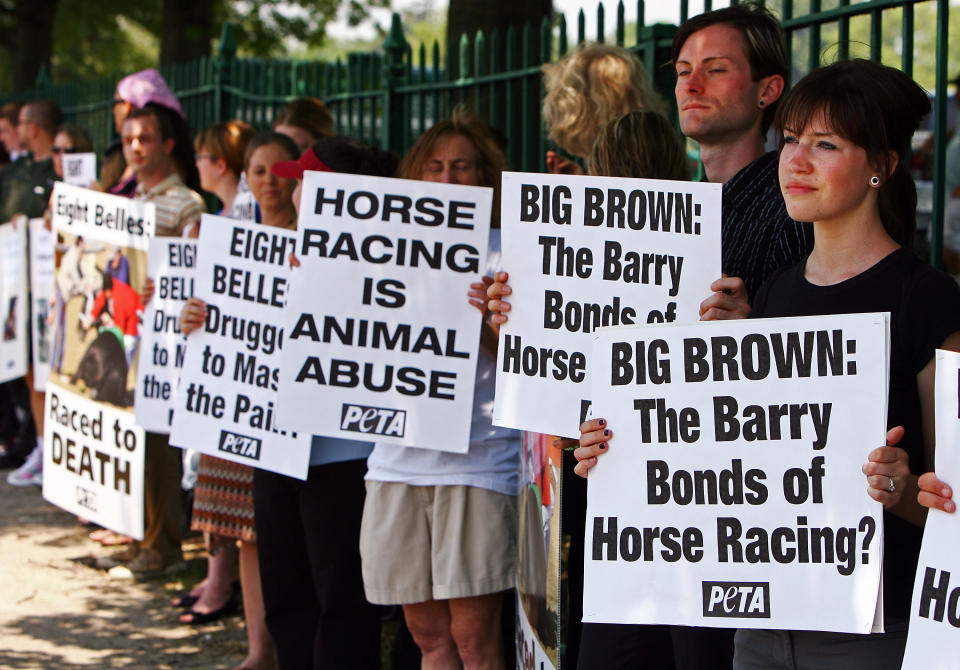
[1,3,958,670]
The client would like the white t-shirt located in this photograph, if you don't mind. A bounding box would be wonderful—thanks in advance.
[365,228,520,496]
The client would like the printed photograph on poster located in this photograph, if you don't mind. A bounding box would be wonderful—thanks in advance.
[517,431,561,670]
[30,218,56,391]
[276,171,492,453]
[493,172,722,438]
[0,216,29,383]
[902,349,960,667]
[135,238,196,433]
[169,215,312,479]
[43,183,152,538]
[583,313,889,633]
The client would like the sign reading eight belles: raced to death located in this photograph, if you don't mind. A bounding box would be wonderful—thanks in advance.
[584,313,889,633]
[493,173,721,438]
[277,171,491,453]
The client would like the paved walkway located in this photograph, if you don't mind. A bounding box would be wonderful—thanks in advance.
[0,477,246,669]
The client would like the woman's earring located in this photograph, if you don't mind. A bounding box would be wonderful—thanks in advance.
[758,100,766,108]
[870,175,881,187]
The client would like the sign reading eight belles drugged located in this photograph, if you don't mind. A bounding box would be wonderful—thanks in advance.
[277,171,491,453]
[493,173,721,438]
[169,215,312,479]
[584,313,889,633]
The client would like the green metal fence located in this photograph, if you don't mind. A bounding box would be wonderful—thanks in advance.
[2,0,954,265]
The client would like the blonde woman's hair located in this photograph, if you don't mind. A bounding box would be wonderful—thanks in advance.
[542,44,666,158]
[588,111,688,181]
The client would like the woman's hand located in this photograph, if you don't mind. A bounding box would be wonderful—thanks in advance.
[546,151,584,176]
[918,472,955,513]
[180,297,208,336]
[700,275,750,320]
[289,252,300,268]
[486,271,511,325]
[862,426,911,508]
[574,418,611,478]
[469,275,493,312]
[140,277,155,306]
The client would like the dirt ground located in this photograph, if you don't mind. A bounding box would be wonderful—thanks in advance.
[0,477,248,669]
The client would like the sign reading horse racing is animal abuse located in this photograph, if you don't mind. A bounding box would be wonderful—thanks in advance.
[42,183,152,538]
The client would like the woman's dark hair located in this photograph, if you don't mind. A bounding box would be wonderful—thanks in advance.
[244,131,300,170]
[194,120,256,177]
[57,124,94,153]
[312,136,398,177]
[774,59,930,247]
[273,98,335,140]
[589,111,689,181]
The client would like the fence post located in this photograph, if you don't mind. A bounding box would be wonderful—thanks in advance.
[382,13,409,154]
[215,23,237,123]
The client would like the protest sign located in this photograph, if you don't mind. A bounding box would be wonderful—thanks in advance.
[135,238,196,433]
[169,215,312,479]
[43,387,145,538]
[584,313,889,633]
[0,218,28,383]
[276,171,491,453]
[43,183,151,538]
[29,218,56,390]
[516,432,561,670]
[902,349,960,667]
[61,152,97,187]
[493,172,722,438]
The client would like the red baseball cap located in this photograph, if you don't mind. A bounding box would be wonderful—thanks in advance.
[271,146,334,179]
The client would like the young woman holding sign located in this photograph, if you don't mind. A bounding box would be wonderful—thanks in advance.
[179,131,300,670]
[576,60,960,669]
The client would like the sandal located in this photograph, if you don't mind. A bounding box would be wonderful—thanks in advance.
[171,590,201,609]
[178,583,240,625]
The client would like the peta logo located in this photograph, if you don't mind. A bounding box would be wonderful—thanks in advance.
[340,404,406,437]
[218,430,262,461]
[702,581,770,618]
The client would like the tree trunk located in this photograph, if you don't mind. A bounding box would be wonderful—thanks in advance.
[10,0,59,90]
[160,0,216,66]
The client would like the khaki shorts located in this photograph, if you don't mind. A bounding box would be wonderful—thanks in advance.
[360,481,518,605]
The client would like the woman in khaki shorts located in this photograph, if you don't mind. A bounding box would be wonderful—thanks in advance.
[359,108,520,669]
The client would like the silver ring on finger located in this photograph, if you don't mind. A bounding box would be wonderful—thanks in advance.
[887,477,896,493]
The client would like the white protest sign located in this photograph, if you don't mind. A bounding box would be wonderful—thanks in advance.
[61,152,97,187]
[493,172,722,438]
[276,171,491,453]
[902,349,960,667]
[0,218,28,383]
[43,193,150,539]
[51,181,154,251]
[29,218,56,390]
[43,387,145,538]
[169,215,312,479]
[135,238,196,433]
[584,313,889,633]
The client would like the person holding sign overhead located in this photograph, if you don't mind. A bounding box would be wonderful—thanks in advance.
[578,59,960,669]
[357,107,521,669]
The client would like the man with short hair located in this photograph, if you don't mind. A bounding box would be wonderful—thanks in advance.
[575,4,813,670]
[97,104,203,577]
